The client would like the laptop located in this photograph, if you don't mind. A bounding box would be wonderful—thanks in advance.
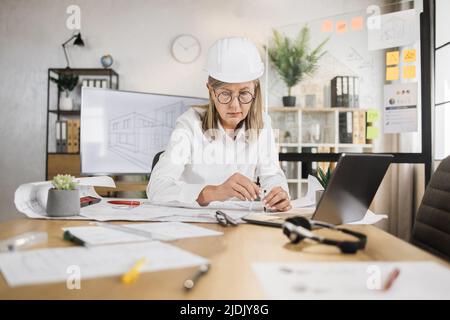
[243,153,393,227]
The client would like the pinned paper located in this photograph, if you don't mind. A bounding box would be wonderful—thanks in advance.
[383,83,418,133]
[403,49,416,62]
[322,20,333,32]
[351,16,364,30]
[403,65,416,79]
[366,109,380,122]
[366,126,380,139]
[386,66,399,81]
[336,20,347,34]
[386,51,400,66]
[368,9,419,51]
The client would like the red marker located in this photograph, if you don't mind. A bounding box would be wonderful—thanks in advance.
[107,200,141,206]
[383,268,400,291]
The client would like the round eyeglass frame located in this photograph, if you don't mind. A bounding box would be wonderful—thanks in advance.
[213,90,255,104]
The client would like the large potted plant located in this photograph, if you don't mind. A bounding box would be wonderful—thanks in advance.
[50,74,79,110]
[267,26,328,107]
[46,174,80,217]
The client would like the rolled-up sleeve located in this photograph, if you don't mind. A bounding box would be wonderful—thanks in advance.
[146,121,207,204]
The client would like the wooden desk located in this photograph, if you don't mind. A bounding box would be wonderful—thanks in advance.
[0,218,447,299]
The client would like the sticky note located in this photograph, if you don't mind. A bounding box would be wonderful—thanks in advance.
[386,66,399,81]
[351,16,364,30]
[403,65,416,79]
[366,126,380,140]
[403,49,416,63]
[386,51,400,66]
[336,21,347,34]
[322,20,333,32]
[366,109,380,122]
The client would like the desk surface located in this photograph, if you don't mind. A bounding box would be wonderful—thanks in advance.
[0,218,447,299]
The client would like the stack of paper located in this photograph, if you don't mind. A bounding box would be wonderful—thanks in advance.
[0,241,208,287]
[63,222,222,246]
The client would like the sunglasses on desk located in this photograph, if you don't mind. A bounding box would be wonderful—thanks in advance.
[215,211,239,227]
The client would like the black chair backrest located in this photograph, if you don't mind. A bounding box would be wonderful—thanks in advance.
[411,156,450,261]
[148,151,164,181]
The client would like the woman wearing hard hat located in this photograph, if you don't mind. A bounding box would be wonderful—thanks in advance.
[147,37,291,212]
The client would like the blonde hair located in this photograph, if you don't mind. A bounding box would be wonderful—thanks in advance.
[195,76,264,140]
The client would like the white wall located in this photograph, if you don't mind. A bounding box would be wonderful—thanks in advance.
[0,0,377,220]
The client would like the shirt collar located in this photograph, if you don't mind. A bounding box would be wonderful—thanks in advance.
[217,120,246,141]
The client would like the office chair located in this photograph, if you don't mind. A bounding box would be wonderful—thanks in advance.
[411,155,450,261]
[148,151,164,181]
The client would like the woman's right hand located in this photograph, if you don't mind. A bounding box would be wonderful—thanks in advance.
[197,173,260,206]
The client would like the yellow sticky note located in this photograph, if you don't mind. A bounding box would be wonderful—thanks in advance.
[366,109,380,122]
[403,49,416,63]
[403,65,416,79]
[386,66,399,81]
[386,51,400,66]
[366,126,379,140]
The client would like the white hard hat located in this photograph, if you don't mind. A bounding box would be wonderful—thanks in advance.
[206,37,264,83]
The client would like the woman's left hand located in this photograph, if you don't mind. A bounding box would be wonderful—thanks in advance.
[263,187,291,212]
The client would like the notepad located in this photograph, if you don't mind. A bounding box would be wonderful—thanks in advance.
[63,222,222,246]
[0,241,208,287]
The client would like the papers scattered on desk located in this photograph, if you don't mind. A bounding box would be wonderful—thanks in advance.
[63,222,222,246]
[348,210,387,225]
[291,175,323,208]
[253,261,450,300]
[80,199,251,223]
[14,176,115,220]
[0,241,208,287]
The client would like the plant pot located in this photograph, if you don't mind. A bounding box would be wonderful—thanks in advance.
[282,96,296,107]
[315,189,324,206]
[46,189,80,217]
[59,94,73,111]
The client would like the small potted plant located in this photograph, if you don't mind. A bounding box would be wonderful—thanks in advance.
[315,166,332,205]
[46,174,80,217]
[50,74,79,110]
[267,26,328,107]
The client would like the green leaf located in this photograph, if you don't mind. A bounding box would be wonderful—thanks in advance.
[267,25,328,95]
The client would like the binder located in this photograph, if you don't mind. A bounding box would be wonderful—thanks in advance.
[339,111,353,143]
[73,119,80,153]
[352,110,366,144]
[55,121,62,153]
[348,76,354,108]
[331,76,343,107]
[353,77,360,108]
[342,76,349,107]
[67,120,73,153]
[61,121,68,153]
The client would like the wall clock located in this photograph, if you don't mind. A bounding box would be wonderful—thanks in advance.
[171,34,201,64]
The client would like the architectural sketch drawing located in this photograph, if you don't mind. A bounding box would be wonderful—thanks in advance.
[108,101,186,170]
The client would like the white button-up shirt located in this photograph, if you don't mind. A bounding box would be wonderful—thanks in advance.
[146,107,289,204]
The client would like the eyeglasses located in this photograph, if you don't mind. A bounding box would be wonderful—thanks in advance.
[214,90,255,104]
[215,210,238,226]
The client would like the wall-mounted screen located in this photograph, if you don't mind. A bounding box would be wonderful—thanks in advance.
[80,87,208,175]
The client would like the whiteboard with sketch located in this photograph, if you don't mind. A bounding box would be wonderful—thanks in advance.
[80,87,208,175]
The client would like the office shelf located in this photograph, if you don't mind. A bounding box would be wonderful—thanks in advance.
[45,68,119,180]
[269,106,374,199]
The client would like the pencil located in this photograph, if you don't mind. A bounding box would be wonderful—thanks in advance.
[383,268,400,291]
[121,257,148,284]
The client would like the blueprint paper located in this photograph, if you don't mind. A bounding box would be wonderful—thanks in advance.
[14,176,115,220]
